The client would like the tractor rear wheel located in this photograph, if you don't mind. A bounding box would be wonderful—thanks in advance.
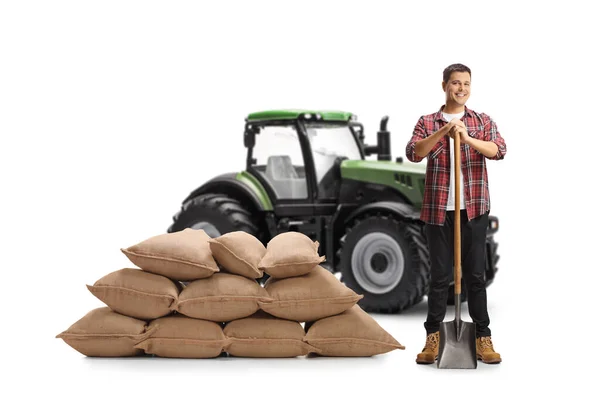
[338,214,428,313]
[168,193,259,239]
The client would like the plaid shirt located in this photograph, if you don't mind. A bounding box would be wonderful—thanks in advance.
[406,106,507,226]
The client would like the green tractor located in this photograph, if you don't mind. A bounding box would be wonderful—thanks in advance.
[167,110,500,313]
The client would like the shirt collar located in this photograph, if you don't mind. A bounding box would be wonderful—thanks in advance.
[435,105,474,121]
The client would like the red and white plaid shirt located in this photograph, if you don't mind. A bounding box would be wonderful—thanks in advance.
[406,106,507,226]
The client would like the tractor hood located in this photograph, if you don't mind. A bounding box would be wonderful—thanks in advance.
[340,159,426,207]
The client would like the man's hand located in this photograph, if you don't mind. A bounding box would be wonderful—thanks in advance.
[449,118,466,129]
[447,119,470,143]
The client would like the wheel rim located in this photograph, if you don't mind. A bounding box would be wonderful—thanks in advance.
[351,232,405,294]
[189,221,221,238]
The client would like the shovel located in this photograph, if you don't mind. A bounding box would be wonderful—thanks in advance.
[437,128,477,369]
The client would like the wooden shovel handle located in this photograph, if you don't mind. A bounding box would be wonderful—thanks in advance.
[454,131,461,295]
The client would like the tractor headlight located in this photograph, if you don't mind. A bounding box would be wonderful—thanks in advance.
[304,113,312,119]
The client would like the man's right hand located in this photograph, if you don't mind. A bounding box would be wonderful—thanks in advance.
[447,125,456,139]
[446,118,465,139]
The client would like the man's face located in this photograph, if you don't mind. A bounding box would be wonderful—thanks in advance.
[442,71,471,106]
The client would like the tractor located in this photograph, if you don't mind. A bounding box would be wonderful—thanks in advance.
[167,110,500,313]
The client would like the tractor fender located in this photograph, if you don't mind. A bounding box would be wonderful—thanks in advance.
[183,172,272,212]
[343,201,421,225]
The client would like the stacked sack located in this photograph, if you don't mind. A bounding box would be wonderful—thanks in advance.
[56,229,405,358]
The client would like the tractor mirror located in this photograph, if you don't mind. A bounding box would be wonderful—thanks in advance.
[244,126,257,148]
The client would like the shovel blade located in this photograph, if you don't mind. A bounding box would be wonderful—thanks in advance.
[437,319,477,369]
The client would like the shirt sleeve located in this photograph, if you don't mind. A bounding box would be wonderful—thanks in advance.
[406,116,427,163]
[483,115,507,160]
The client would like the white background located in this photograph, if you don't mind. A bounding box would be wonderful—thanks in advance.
[1,0,597,399]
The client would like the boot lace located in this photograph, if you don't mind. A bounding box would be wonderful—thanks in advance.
[424,333,439,350]
[479,336,494,351]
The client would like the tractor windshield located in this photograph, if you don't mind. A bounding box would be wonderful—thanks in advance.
[305,123,362,187]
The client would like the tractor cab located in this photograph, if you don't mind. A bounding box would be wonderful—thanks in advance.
[243,110,391,215]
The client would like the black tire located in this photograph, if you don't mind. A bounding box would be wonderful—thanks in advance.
[168,193,260,239]
[337,214,429,313]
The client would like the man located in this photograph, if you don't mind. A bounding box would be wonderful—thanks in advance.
[405,63,507,364]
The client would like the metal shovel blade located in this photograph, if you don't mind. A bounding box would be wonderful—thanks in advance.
[437,317,477,369]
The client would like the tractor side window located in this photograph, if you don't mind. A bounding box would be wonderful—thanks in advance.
[252,125,308,200]
[306,125,362,198]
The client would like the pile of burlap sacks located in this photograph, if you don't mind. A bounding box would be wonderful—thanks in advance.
[57,229,405,358]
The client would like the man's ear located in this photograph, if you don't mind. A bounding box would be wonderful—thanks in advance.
[441,81,447,92]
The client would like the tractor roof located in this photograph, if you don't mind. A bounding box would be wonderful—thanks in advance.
[246,109,354,122]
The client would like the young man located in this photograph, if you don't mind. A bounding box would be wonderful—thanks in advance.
[405,63,507,364]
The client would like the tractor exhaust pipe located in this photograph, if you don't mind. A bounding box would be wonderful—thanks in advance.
[363,115,391,161]
[377,116,391,161]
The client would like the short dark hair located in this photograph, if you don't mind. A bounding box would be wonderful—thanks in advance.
[443,64,471,82]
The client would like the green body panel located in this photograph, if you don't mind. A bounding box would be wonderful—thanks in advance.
[340,160,427,207]
[247,109,353,122]
[235,171,273,211]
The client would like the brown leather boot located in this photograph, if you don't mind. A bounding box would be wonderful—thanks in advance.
[416,332,439,364]
[476,336,502,364]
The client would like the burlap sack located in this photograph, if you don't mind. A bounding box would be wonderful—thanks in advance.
[121,228,219,281]
[56,307,152,357]
[135,314,229,358]
[258,231,325,278]
[87,268,181,320]
[304,305,405,356]
[208,231,265,279]
[176,272,272,322]
[223,311,317,357]
[259,265,363,322]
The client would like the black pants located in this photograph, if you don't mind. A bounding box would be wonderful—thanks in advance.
[424,210,491,338]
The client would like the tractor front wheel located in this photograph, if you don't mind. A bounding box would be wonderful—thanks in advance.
[338,215,428,313]
[168,193,259,239]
